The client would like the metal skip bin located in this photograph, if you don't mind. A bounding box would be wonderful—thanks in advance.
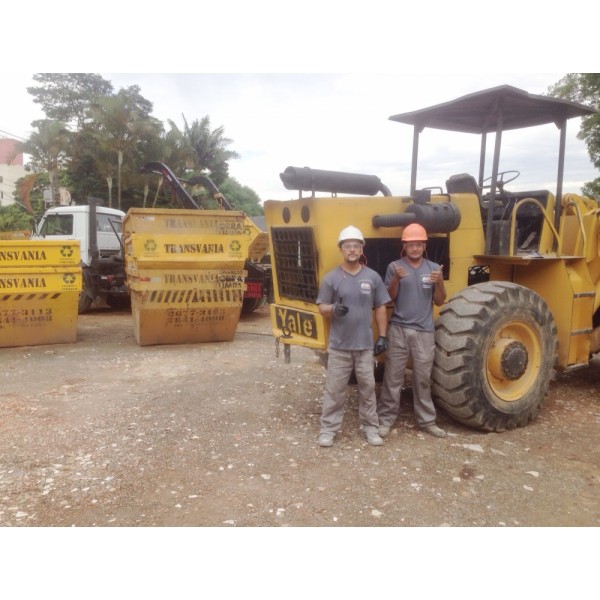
[127,268,247,345]
[122,209,250,346]
[0,240,82,347]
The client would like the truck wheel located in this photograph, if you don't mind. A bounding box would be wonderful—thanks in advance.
[78,287,94,314]
[432,282,557,432]
[106,295,131,310]
[242,297,263,314]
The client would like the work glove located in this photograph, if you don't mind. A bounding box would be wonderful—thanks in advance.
[332,302,349,317]
[373,336,387,356]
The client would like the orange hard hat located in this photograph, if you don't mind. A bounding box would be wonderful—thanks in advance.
[401,223,428,242]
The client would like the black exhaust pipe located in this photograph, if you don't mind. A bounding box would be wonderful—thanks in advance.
[373,202,461,233]
[280,166,392,197]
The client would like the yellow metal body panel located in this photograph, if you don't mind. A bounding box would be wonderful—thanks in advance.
[126,268,246,292]
[123,208,246,236]
[0,267,82,293]
[0,291,79,347]
[265,194,438,350]
[130,289,242,346]
[124,233,249,270]
[0,240,81,267]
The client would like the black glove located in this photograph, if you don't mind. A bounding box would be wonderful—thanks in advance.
[373,336,387,356]
[332,302,349,317]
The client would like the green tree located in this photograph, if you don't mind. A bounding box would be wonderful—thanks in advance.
[0,202,36,232]
[219,177,263,215]
[89,88,163,209]
[168,115,240,185]
[27,73,113,129]
[19,119,71,206]
[549,74,600,198]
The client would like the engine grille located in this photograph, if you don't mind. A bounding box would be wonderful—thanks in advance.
[271,227,319,302]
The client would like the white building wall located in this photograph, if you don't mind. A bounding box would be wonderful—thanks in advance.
[0,163,27,207]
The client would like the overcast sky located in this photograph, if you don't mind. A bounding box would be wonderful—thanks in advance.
[1,72,597,204]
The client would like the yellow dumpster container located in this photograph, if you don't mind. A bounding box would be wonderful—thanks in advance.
[122,210,252,346]
[0,265,82,347]
[123,208,246,236]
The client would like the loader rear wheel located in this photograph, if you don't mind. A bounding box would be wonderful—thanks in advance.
[432,282,557,432]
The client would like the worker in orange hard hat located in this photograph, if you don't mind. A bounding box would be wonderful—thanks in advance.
[376,222,448,438]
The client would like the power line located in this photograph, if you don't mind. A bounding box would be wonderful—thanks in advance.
[0,129,27,141]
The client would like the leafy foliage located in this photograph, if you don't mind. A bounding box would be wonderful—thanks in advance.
[549,74,600,198]
[2,73,261,231]
[27,73,113,129]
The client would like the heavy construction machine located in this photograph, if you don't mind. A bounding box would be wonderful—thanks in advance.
[264,85,600,432]
[139,162,272,313]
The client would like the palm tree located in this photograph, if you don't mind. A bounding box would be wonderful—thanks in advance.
[90,91,162,210]
[170,115,240,185]
[19,119,70,206]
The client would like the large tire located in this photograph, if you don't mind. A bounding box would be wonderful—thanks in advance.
[78,284,94,314]
[106,295,131,310]
[241,296,263,314]
[432,282,557,432]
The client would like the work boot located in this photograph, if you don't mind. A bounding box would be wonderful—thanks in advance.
[378,425,391,438]
[319,433,334,447]
[421,424,447,438]
[364,431,384,446]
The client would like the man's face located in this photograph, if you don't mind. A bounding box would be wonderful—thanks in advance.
[403,240,426,260]
[340,240,363,263]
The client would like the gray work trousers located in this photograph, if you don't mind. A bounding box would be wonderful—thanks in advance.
[319,348,379,435]
[377,325,437,428]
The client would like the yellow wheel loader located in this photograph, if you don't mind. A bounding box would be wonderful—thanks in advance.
[264,85,599,432]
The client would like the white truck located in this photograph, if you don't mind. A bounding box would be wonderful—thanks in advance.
[32,200,129,313]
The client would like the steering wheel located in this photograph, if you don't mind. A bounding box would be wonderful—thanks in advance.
[482,170,520,192]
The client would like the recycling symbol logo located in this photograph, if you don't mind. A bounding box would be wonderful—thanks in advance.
[63,273,76,284]
[60,245,74,258]
[244,226,252,236]
[230,240,241,252]
[144,239,157,252]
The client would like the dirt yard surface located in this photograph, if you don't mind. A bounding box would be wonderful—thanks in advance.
[1,304,599,527]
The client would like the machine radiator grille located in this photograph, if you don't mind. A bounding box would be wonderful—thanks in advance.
[271,227,319,302]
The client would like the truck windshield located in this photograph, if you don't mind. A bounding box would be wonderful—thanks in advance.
[40,214,73,236]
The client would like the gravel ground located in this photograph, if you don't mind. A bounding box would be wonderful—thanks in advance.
[1,304,599,528]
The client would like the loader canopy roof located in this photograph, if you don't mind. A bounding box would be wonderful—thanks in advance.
[389,84,595,134]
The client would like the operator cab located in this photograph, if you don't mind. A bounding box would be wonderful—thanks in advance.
[390,85,595,256]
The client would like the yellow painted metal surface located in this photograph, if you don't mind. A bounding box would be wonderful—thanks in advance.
[0,241,81,347]
[126,268,246,292]
[123,209,251,346]
[0,288,79,348]
[123,208,246,236]
[0,240,80,267]
[124,233,249,270]
[0,267,82,293]
[130,289,243,346]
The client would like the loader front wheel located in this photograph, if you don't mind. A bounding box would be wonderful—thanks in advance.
[432,282,557,432]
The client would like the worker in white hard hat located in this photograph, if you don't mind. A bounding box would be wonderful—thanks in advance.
[316,226,391,448]
[377,223,448,438]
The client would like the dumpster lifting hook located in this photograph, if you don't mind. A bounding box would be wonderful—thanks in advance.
[276,326,293,364]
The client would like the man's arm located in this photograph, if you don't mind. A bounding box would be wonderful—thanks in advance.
[374,304,388,337]
[430,265,447,306]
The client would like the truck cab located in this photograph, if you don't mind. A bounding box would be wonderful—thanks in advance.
[32,203,129,313]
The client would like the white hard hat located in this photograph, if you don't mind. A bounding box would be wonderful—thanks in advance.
[338,225,365,246]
